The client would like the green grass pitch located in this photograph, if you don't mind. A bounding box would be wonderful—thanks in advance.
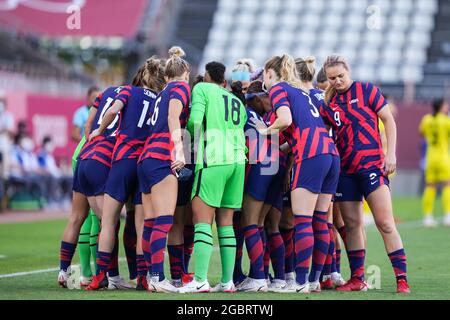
[0,197,449,300]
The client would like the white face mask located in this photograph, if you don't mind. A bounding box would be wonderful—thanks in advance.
[44,143,55,153]
[20,138,34,152]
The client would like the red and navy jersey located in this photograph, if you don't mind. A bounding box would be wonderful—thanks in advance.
[245,107,270,164]
[112,85,158,162]
[78,86,122,167]
[319,81,387,174]
[264,110,288,167]
[269,82,337,164]
[140,81,191,162]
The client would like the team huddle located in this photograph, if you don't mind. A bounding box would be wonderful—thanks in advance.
[58,45,410,294]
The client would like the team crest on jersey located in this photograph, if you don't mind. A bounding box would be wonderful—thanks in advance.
[314,92,325,101]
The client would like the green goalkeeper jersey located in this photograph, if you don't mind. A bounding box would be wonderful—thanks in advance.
[187,82,247,171]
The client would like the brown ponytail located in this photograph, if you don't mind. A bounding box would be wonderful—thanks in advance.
[295,56,316,82]
[140,56,166,93]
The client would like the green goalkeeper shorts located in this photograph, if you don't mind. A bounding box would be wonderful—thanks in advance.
[72,136,86,171]
[191,163,245,209]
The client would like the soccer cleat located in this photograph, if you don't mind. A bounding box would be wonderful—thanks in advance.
[267,279,287,293]
[336,277,368,292]
[79,276,92,288]
[107,275,134,290]
[136,275,149,291]
[285,272,296,286]
[423,215,438,227]
[284,282,310,293]
[58,270,68,288]
[179,279,211,293]
[320,275,334,290]
[235,277,268,292]
[149,277,179,293]
[233,273,247,287]
[182,272,194,285]
[331,272,346,287]
[396,279,411,294]
[443,214,450,227]
[309,281,321,293]
[85,271,108,291]
[211,280,236,293]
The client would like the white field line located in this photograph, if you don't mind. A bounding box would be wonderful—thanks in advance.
[0,219,433,279]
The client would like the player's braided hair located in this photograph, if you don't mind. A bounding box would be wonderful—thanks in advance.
[166,46,190,79]
[322,54,350,104]
[265,54,302,89]
[295,56,316,82]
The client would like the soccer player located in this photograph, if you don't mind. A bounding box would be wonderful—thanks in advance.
[320,54,410,293]
[58,86,118,287]
[251,54,340,293]
[86,57,166,291]
[179,61,247,293]
[420,98,450,227]
[316,68,329,91]
[70,86,101,287]
[296,56,346,290]
[231,59,256,93]
[238,80,287,292]
[138,47,190,293]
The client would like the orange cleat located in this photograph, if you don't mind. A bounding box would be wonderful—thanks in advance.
[85,271,108,291]
[336,277,368,292]
[396,279,410,294]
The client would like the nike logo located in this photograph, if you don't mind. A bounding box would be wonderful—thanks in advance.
[197,283,206,290]
[257,286,265,291]
[350,99,359,104]
[296,287,306,293]
[371,181,377,185]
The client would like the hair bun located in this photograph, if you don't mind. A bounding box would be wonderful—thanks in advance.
[146,56,160,73]
[304,56,316,65]
[168,46,186,59]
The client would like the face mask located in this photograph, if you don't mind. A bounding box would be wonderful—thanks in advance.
[44,143,55,153]
[21,138,34,152]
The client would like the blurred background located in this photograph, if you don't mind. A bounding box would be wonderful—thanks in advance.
[0,0,449,212]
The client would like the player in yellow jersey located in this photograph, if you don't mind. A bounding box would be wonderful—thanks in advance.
[419,98,450,227]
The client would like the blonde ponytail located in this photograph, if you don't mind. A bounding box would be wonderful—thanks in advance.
[265,54,301,88]
[295,56,316,82]
[166,46,190,79]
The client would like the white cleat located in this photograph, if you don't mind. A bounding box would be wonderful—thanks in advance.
[309,281,321,293]
[285,272,296,286]
[267,279,287,293]
[148,277,179,293]
[58,270,68,288]
[443,214,450,227]
[236,277,268,292]
[284,282,310,294]
[179,279,211,293]
[331,272,346,287]
[211,280,236,293]
[423,215,438,227]
[79,276,93,288]
[107,275,134,290]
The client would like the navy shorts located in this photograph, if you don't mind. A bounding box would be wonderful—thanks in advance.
[334,168,390,202]
[104,159,141,205]
[177,164,195,206]
[291,154,340,194]
[138,158,174,194]
[245,162,284,212]
[75,159,110,197]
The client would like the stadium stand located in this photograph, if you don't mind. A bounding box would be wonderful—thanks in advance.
[199,0,444,100]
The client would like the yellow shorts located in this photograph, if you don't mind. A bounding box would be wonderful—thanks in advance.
[425,159,450,184]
